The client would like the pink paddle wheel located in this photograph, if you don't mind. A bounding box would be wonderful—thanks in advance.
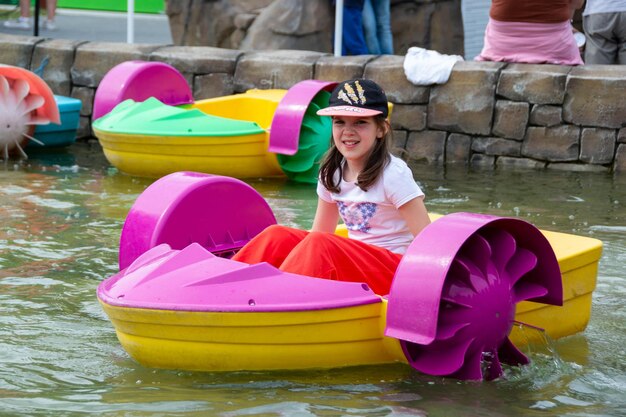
[387,212,562,380]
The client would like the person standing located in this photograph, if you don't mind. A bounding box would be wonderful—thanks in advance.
[476,0,584,65]
[335,0,369,55]
[3,0,57,31]
[583,0,626,64]
[362,0,394,55]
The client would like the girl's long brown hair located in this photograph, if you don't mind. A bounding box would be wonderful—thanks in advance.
[319,115,392,193]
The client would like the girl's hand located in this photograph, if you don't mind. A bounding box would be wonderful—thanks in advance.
[398,197,431,237]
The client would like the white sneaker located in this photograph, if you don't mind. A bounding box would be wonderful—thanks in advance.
[41,19,56,30]
[3,17,32,30]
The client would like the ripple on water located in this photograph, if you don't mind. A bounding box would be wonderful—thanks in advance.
[589,225,626,233]
[19,195,77,210]
[1,185,32,195]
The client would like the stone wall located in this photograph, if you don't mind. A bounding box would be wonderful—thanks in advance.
[1,33,625,173]
[166,0,464,56]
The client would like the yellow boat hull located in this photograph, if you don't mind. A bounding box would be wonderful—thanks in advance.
[96,130,284,179]
[101,300,406,371]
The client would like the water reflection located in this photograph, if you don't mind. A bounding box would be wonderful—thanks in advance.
[0,144,624,416]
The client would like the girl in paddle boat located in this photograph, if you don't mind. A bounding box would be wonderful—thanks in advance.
[232,79,431,295]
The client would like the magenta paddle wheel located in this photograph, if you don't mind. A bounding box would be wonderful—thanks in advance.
[387,212,563,380]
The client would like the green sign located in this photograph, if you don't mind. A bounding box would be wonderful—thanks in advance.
[57,0,164,14]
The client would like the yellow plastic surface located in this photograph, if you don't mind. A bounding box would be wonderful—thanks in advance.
[95,130,284,178]
[512,229,602,345]
[101,299,407,371]
[190,89,286,129]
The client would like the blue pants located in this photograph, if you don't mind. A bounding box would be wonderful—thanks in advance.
[342,4,369,55]
[363,0,394,55]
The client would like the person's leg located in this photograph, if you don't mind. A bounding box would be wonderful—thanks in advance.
[46,0,57,21]
[280,231,403,295]
[362,0,381,54]
[373,0,394,55]
[20,0,30,18]
[43,0,57,29]
[584,13,618,64]
[616,12,626,65]
[231,225,308,269]
[3,0,32,28]
[342,5,370,55]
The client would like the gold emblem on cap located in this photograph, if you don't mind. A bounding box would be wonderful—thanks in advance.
[337,81,367,106]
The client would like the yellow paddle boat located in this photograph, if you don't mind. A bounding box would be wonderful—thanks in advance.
[92,61,337,183]
[97,172,602,380]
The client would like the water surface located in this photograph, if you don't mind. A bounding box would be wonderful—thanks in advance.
[1,144,624,416]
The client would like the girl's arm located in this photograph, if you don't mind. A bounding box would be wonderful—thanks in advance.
[310,198,340,233]
[398,196,431,237]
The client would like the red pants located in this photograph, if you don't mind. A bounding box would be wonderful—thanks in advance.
[231,225,403,295]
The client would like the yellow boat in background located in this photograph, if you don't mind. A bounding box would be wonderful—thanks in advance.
[92,61,337,183]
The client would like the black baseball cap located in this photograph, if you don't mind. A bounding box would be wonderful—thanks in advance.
[317,79,389,118]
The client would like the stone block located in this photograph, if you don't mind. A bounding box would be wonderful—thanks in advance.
[546,162,609,173]
[470,153,495,168]
[151,46,242,74]
[472,137,521,156]
[240,0,333,52]
[391,1,434,56]
[563,66,626,128]
[166,0,274,48]
[234,13,257,30]
[76,116,92,139]
[230,29,246,50]
[492,100,529,140]
[391,129,408,159]
[71,42,164,87]
[496,157,546,170]
[193,73,235,99]
[406,130,446,164]
[446,133,471,163]
[234,50,325,91]
[71,86,95,117]
[0,34,42,68]
[580,128,616,164]
[497,64,570,104]
[315,55,373,82]
[614,144,626,172]
[32,39,82,96]
[364,55,430,104]
[619,128,626,143]
[390,104,427,131]
[428,61,503,135]
[522,125,580,162]
[430,0,464,56]
[529,105,562,127]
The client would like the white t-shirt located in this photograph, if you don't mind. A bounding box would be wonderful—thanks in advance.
[317,155,424,254]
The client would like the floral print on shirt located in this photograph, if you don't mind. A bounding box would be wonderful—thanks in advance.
[338,201,378,233]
